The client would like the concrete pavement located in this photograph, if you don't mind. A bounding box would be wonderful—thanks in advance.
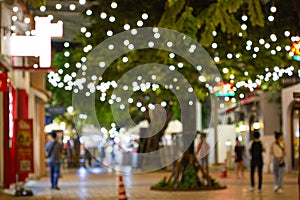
[0,166,298,200]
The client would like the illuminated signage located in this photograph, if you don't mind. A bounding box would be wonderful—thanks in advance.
[291,40,300,61]
[10,16,63,68]
[214,82,235,97]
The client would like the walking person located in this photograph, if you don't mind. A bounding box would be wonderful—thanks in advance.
[248,131,265,192]
[270,131,286,193]
[234,136,246,179]
[196,133,210,173]
[45,131,63,190]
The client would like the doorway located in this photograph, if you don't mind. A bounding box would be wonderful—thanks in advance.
[291,102,300,169]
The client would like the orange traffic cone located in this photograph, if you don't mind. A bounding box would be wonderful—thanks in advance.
[220,159,227,178]
[118,175,128,200]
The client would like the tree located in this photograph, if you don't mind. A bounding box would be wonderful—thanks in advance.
[47,0,300,189]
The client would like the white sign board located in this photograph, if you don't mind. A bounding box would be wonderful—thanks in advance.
[10,16,63,68]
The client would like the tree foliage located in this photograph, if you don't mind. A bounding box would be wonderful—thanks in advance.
[48,0,300,129]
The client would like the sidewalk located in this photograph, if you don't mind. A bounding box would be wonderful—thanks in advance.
[0,166,298,200]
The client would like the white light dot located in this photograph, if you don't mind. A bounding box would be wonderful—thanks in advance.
[12,16,17,21]
[270,34,277,42]
[81,27,87,33]
[197,65,202,71]
[131,29,137,35]
[79,0,86,5]
[169,53,175,58]
[80,57,86,62]
[246,46,251,51]
[211,43,218,49]
[154,33,160,39]
[254,47,259,52]
[122,57,128,63]
[167,41,173,47]
[120,104,125,110]
[123,40,130,46]
[252,54,257,58]
[246,40,252,46]
[239,93,245,99]
[100,12,107,19]
[241,24,247,30]
[86,10,92,16]
[230,74,235,79]
[64,42,70,48]
[285,45,291,51]
[259,39,265,45]
[241,15,248,21]
[64,51,70,57]
[124,24,130,30]
[128,98,133,104]
[239,32,243,37]
[276,46,282,51]
[220,103,224,109]
[284,31,290,37]
[137,20,143,27]
[271,50,276,55]
[141,107,146,112]
[24,17,30,24]
[111,2,117,9]
[142,13,148,20]
[265,43,271,49]
[128,44,134,50]
[268,16,274,22]
[236,54,241,59]
[107,30,113,37]
[270,6,277,13]
[223,68,229,74]
[189,101,194,106]
[227,53,233,59]
[109,16,116,22]
[85,32,91,38]
[169,65,175,71]
[244,71,248,76]
[148,41,154,48]
[151,75,156,80]
[69,4,76,11]
[40,6,46,12]
[214,56,220,63]
[108,44,114,50]
[13,6,18,12]
[99,62,105,68]
[178,63,183,68]
[55,3,62,10]
[212,31,217,36]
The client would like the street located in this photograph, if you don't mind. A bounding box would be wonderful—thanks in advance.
[1,166,298,200]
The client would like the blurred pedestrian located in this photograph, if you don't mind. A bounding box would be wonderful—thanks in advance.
[45,131,63,190]
[234,136,246,179]
[196,133,210,169]
[270,131,286,193]
[248,131,265,192]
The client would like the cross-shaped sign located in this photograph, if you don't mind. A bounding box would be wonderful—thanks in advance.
[10,16,63,68]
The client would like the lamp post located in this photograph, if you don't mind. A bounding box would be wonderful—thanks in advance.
[293,92,300,200]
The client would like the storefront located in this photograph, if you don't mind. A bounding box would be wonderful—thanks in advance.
[282,83,300,171]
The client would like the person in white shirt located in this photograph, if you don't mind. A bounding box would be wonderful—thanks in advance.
[270,131,286,193]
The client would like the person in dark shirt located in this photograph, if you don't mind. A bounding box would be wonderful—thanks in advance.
[234,136,245,179]
[45,131,63,190]
[248,131,265,192]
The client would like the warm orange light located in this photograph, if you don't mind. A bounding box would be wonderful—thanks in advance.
[291,40,300,56]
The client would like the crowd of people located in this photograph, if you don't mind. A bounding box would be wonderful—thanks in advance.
[195,130,287,193]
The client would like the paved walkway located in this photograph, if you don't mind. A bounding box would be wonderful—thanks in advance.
[0,166,298,200]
